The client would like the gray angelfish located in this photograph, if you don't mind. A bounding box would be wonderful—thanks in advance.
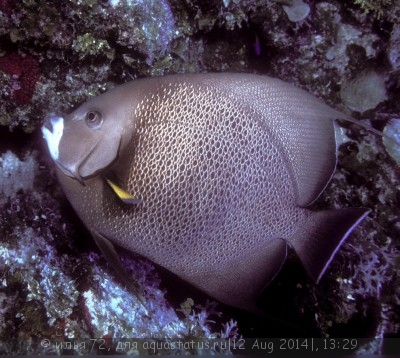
[42,73,372,312]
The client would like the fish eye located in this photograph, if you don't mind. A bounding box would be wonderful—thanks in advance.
[85,110,103,128]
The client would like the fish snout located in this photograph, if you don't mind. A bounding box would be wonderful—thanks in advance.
[42,116,64,162]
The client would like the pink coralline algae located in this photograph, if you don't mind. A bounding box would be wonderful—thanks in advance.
[0,0,13,17]
[0,53,41,105]
[0,0,17,18]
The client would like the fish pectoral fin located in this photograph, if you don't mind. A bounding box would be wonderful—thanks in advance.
[106,179,142,205]
[288,208,370,283]
[90,230,148,313]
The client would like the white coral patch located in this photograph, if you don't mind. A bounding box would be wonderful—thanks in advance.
[42,116,64,161]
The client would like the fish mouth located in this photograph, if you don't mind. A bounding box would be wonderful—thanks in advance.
[56,162,86,186]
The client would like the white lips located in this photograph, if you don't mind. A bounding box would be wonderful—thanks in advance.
[42,116,64,161]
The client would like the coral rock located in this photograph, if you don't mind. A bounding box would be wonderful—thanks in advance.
[340,70,387,113]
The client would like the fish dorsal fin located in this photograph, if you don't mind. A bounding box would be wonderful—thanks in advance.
[106,179,142,205]
[219,74,340,207]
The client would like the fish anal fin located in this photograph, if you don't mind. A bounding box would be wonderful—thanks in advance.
[188,239,287,313]
[90,230,148,311]
[289,208,370,282]
[106,178,142,205]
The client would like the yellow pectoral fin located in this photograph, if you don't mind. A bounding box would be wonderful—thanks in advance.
[106,179,142,205]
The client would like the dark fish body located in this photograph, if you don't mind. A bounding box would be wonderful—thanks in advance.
[42,73,369,311]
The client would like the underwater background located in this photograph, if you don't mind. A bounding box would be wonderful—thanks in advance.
[0,0,399,355]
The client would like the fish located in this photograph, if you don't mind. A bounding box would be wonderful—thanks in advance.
[42,73,372,312]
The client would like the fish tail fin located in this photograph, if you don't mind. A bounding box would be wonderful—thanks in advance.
[289,208,370,282]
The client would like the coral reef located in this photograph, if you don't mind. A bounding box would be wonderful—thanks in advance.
[0,0,399,355]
